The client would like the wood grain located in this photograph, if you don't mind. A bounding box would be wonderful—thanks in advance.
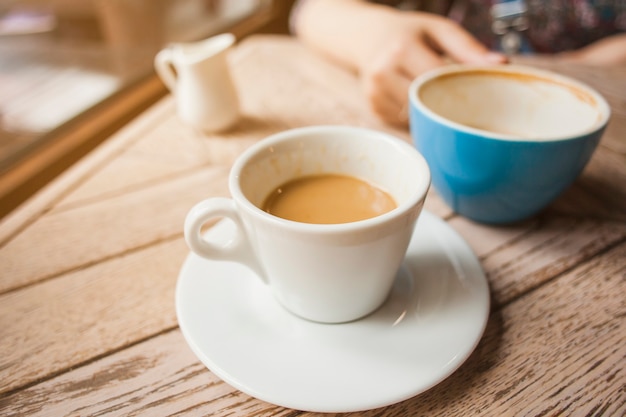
[0,238,185,394]
[0,166,229,293]
[0,76,167,220]
[2,240,623,417]
[454,215,626,305]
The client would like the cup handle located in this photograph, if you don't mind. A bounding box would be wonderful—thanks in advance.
[154,48,177,93]
[184,197,267,283]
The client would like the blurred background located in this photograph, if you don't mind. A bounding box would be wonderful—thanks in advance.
[0,0,295,217]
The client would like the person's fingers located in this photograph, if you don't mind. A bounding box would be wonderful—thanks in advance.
[362,52,415,123]
[395,38,448,79]
[362,74,409,127]
[371,93,409,127]
[362,34,448,126]
[358,12,509,128]
[425,16,507,64]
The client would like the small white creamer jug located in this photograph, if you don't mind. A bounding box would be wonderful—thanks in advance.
[154,33,240,132]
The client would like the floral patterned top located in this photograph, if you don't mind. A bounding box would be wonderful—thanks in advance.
[374,0,626,53]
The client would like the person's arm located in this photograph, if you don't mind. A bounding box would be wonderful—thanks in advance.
[291,0,506,126]
[557,33,626,66]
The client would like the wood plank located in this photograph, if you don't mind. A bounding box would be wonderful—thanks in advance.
[0,331,295,417]
[549,145,626,221]
[0,97,176,244]
[53,112,214,209]
[2,239,623,416]
[0,166,229,293]
[477,216,626,305]
[53,105,273,210]
[449,216,538,258]
[0,75,166,220]
[0,238,186,395]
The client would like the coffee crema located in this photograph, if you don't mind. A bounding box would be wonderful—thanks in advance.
[262,174,396,224]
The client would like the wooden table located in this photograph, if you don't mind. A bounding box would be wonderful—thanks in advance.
[1,35,624,416]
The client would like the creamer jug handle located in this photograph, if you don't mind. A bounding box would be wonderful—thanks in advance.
[154,48,178,93]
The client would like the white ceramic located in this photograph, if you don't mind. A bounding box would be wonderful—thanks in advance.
[154,33,240,132]
[176,210,491,413]
[184,125,431,323]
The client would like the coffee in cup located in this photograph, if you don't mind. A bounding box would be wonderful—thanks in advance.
[184,125,431,323]
[262,173,397,224]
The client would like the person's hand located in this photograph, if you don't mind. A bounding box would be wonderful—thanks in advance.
[293,0,507,127]
[356,9,507,126]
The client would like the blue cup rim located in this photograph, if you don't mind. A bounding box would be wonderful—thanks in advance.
[408,64,611,143]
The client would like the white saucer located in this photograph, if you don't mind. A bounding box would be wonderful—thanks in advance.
[176,210,490,413]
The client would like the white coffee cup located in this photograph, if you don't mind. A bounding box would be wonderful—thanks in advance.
[184,126,431,323]
[154,33,240,133]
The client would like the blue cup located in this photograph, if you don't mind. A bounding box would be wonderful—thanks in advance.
[409,65,610,224]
